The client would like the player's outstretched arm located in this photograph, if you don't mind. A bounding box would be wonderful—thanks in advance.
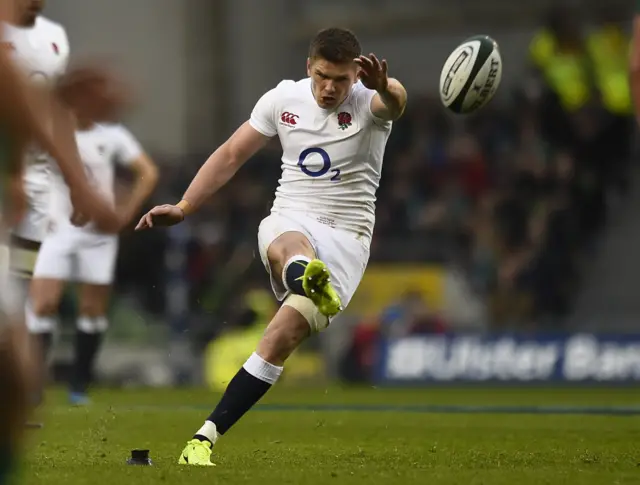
[355,53,407,121]
[631,12,640,124]
[135,122,270,230]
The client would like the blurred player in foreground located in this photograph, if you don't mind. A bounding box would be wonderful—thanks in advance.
[0,3,126,482]
[3,0,130,410]
[5,0,70,381]
[28,105,158,406]
[2,0,70,424]
[137,27,407,465]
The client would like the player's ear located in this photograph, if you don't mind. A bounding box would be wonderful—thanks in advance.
[306,58,311,77]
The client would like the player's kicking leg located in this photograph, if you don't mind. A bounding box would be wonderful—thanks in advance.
[179,231,341,466]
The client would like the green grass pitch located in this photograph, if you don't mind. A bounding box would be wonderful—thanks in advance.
[17,387,640,484]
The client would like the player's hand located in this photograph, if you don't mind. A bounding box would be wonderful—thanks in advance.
[135,204,184,231]
[69,187,121,233]
[69,207,131,232]
[116,204,145,232]
[69,208,90,228]
[69,190,90,227]
[354,53,389,92]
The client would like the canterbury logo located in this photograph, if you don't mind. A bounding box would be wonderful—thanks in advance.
[280,111,299,126]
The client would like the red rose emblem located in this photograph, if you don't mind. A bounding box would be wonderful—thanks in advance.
[337,112,352,130]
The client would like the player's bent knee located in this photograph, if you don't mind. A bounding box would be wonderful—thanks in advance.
[267,232,314,265]
[282,294,329,333]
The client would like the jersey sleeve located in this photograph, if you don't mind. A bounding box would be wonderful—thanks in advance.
[111,125,144,166]
[351,82,392,129]
[249,84,284,137]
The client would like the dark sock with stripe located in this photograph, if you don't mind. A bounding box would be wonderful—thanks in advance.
[194,368,271,442]
[194,354,283,443]
[283,257,309,296]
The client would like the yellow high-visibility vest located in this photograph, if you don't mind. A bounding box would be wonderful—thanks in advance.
[587,26,632,115]
[244,289,276,327]
[205,325,265,391]
[204,289,276,391]
[530,29,591,112]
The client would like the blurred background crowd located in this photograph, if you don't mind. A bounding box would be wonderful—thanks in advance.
[45,0,640,386]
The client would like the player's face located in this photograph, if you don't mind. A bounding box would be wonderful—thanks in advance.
[307,57,357,109]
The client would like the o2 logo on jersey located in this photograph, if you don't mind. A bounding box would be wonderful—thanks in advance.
[298,148,341,182]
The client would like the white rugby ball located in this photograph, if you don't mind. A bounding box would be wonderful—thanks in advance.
[439,35,502,114]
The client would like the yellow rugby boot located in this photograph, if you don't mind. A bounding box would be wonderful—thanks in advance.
[178,439,215,466]
[301,259,342,317]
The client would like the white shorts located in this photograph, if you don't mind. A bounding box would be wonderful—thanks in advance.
[12,186,50,243]
[257,211,370,310]
[33,228,118,285]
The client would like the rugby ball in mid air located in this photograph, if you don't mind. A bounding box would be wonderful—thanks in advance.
[439,35,502,114]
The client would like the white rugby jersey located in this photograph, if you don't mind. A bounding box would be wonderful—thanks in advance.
[250,78,392,245]
[49,123,142,233]
[2,16,69,191]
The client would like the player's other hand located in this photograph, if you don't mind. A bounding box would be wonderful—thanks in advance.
[135,204,184,231]
[354,53,389,92]
[69,188,121,233]
[69,208,90,228]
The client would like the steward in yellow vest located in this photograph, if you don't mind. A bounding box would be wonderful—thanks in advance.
[530,15,591,113]
[204,288,276,391]
[588,8,632,117]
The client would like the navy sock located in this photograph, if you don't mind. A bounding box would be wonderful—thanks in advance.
[193,355,285,444]
[283,257,310,296]
[70,331,103,394]
[196,368,272,439]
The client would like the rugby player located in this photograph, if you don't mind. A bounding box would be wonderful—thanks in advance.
[137,27,407,466]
